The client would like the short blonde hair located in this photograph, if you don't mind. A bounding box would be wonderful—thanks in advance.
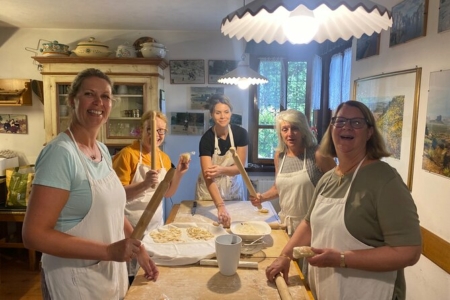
[140,110,167,132]
[319,100,391,159]
[275,109,317,153]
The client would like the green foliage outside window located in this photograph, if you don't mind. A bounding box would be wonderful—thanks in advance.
[256,60,308,159]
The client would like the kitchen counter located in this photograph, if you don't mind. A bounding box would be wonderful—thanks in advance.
[125,201,313,300]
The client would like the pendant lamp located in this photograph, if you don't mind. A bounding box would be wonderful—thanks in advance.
[218,55,268,89]
[221,0,393,44]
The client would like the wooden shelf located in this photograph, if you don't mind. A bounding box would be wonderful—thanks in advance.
[0,79,33,106]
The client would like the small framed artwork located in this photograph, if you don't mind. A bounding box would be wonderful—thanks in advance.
[190,86,224,110]
[356,33,380,61]
[159,89,166,114]
[208,60,239,84]
[438,0,450,33]
[389,0,428,47]
[169,60,205,84]
[0,114,28,134]
[170,112,205,135]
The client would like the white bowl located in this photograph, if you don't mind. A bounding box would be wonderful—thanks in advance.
[230,221,271,241]
[141,46,167,58]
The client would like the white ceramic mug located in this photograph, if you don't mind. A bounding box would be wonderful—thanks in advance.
[215,234,242,276]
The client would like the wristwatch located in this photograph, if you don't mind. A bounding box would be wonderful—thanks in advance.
[340,252,347,268]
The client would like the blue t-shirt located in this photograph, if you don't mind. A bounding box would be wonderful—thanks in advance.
[33,133,111,232]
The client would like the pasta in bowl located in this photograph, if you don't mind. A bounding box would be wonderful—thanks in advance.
[230,221,271,242]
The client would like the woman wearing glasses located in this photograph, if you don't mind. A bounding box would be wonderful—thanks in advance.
[113,110,189,231]
[112,110,189,279]
[265,101,421,300]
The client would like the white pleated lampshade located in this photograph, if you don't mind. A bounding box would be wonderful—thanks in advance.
[218,61,268,89]
[221,0,393,44]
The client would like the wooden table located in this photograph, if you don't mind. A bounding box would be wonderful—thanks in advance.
[126,201,313,300]
[0,209,37,270]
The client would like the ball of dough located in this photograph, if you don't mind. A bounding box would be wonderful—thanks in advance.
[180,152,191,163]
[293,246,315,258]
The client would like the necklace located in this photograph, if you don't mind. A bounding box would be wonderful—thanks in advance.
[335,161,361,186]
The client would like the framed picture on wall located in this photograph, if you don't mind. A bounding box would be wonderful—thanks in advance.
[353,68,422,190]
[438,0,450,33]
[389,0,429,47]
[422,69,450,179]
[208,60,239,84]
[356,33,380,61]
[190,86,224,110]
[170,112,205,135]
[169,60,205,84]
[0,114,28,134]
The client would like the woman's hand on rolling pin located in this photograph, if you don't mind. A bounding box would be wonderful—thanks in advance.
[204,165,222,179]
[137,244,159,281]
[265,255,291,283]
[143,169,159,188]
[106,238,142,262]
[249,193,263,207]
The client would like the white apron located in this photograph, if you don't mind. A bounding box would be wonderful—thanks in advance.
[308,158,396,300]
[276,151,315,236]
[196,125,245,200]
[124,142,166,232]
[42,130,128,300]
[125,142,166,276]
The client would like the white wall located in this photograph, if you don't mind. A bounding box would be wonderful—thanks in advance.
[0,28,247,212]
[351,0,450,299]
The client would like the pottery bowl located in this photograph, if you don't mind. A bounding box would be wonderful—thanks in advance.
[72,37,111,57]
[40,40,70,54]
[141,46,167,58]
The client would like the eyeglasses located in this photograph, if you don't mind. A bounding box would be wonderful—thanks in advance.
[147,128,168,135]
[330,117,369,129]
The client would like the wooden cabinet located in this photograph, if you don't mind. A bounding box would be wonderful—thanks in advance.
[33,57,168,145]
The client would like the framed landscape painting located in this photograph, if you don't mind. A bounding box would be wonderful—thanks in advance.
[389,0,428,47]
[190,86,224,110]
[169,60,205,84]
[354,68,422,189]
[438,0,450,33]
[170,112,205,135]
[422,69,450,179]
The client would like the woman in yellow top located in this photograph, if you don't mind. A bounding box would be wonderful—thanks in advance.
[113,110,190,232]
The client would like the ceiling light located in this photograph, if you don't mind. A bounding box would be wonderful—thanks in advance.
[218,57,268,89]
[221,0,393,44]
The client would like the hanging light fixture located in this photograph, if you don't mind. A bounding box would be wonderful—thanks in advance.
[218,55,268,89]
[221,0,393,44]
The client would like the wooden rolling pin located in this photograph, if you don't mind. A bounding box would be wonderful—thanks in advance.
[150,111,157,169]
[229,147,264,211]
[213,221,286,230]
[275,274,293,300]
[200,259,258,269]
[130,168,175,240]
[150,111,157,188]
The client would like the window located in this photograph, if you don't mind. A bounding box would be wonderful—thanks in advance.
[250,57,310,163]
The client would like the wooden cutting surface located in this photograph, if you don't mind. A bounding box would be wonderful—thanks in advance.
[125,202,313,300]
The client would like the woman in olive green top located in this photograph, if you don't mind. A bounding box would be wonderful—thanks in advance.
[265,101,422,300]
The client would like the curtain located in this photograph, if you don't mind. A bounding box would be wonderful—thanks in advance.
[258,57,286,113]
[329,53,343,110]
[341,48,352,102]
[311,55,322,110]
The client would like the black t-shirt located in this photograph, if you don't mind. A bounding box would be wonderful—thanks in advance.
[199,124,248,157]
